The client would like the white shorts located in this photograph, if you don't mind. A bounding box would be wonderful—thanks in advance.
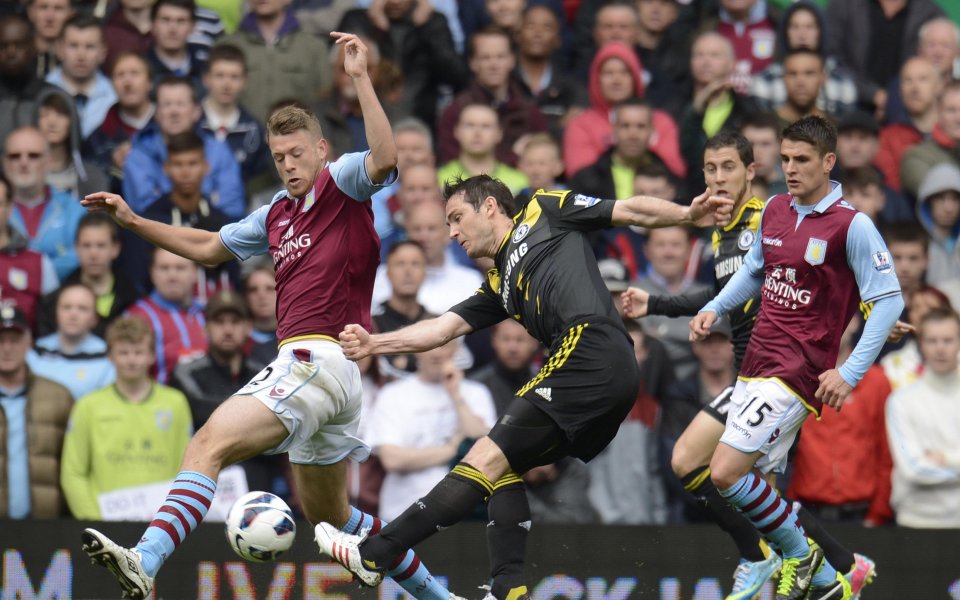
[719,378,810,474]
[237,339,370,465]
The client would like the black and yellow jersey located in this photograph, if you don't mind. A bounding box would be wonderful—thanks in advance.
[646,195,765,369]
[450,189,623,347]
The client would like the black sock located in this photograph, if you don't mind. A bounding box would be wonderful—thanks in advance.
[360,463,492,568]
[486,473,530,600]
[680,466,766,562]
[795,504,856,572]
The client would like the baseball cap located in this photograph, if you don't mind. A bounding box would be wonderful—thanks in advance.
[918,163,960,205]
[0,305,29,333]
[205,291,250,320]
[836,111,879,137]
[598,258,630,293]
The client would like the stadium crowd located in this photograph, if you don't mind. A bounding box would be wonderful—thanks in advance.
[1,0,959,532]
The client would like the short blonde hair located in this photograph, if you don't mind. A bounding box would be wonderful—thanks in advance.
[267,105,323,140]
[105,316,155,352]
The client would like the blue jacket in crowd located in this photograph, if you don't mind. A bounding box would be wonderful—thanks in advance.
[10,187,85,280]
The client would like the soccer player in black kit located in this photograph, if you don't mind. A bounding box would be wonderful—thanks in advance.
[317,175,733,600]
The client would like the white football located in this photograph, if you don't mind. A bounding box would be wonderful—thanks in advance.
[224,491,296,562]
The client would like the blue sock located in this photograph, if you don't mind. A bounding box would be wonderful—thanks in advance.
[343,506,451,600]
[135,471,216,577]
[719,473,808,559]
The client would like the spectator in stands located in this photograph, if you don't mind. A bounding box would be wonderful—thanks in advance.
[749,1,857,118]
[915,163,960,284]
[883,286,951,391]
[739,111,786,199]
[437,104,529,196]
[126,248,206,384]
[242,263,276,370]
[659,324,736,522]
[85,51,154,193]
[833,112,915,224]
[36,213,138,339]
[0,305,72,519]
[3,126,85,281]
[222,0,331,123]
[60,316,192,520]
[372,240,431,379]
[635,0,689,109]
[123,76,244,218]
[571,98,667,200]
[28,283,114,399]
[886,307,960,528]
[372,201,482,315]
[709,0,778,95]
[45,15,115,138]
[104,0,153,71]
[901,80,960,199]
[788,316,893,525]
[563,42,683,180]
[0,14,76,147]
[772,49,831,129]
[588,317,668,525]
[512,6,586,143]
[679,32,756,194]
[366,338,496,521]
[826,0,943,118]
[199,44,271,191]
[371,118,436,242]
[515,133,565,206]
[335,0,466,129]
[470,318,540,416]
[27,0,73,77]
[636,227,709,380]
[843,167,887,224]
[885,18,960,125]
[378,163,444,257]
[38,92,108,199]
[0,174,59,331]
[123,131,238,297]
[438,27,548,168]
[146,0,206,89]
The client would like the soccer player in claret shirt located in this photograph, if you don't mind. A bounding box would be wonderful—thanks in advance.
[690,116,902,600]
[77,33,462,600]
[316,174,733,600]
[622,132,880,600]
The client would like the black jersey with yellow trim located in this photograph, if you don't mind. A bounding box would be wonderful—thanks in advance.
[710,195,764,368]
[449,189,623,347]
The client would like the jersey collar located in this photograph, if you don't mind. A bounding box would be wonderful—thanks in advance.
[790,180,843,214]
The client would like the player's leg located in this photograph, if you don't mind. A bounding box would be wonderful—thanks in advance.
[82,394,287,599]
[673,407,767,563]
[293,461,457,600]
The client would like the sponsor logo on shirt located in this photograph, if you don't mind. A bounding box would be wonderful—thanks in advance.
[762,237,783,247]
[500,242,528,310]
[272,225,312,266]
[534,387,552,401]
[715,255,745,279]
[763,266,812,310]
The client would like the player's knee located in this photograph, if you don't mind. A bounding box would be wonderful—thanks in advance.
[671,441,702,478]
[462,436,510,483]
[708,457,744,492]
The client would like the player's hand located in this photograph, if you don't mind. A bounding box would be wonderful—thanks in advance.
[689,310,717,341]
[621,286,650,318]
[339,323,374,361]
[887,320,916,343]
[815,369,854,410]
[689,189,734,228]
[81,192,137,228]
[331,32,369,79]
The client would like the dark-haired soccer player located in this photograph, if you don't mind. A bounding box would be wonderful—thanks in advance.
[77,33,461,600]
[690,116,902,600]
[317,175,733,600]
[623,131,879,600]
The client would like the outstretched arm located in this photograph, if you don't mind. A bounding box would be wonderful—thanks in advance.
[340,312,474,360]
[82,192,234,266]
[611,189,733,228]
[332,32,397,184]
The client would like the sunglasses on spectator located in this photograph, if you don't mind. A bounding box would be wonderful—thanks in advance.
[5,152,44,161]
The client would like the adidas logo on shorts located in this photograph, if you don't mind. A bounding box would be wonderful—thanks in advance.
[534,387,552,401]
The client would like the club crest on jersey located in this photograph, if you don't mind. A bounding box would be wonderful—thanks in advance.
[155,409,173,431]
[8,268,27,291]
[512,223,530,243]
[573,194,601,207]
[804,238,827,266]
[872,251,893,274]
[737,229,755,251]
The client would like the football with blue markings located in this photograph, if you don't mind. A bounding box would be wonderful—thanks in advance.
[225,491,296,562]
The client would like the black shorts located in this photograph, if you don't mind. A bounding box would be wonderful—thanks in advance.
[702,385,735,424]
[488,317,640,473]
